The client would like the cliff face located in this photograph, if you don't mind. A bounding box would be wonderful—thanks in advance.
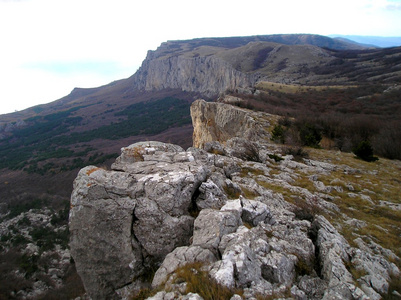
[191,99,278,148]
[131,52,257,97]
[69,101,400,300]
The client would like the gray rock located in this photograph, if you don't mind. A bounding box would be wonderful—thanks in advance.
[225,138,261,162]
[298,275,327,299]
[241,196,274,226]
[70,167,139,299]
[312,216,369,300]
[221,199,243,219]
[195,178,227,210]
[152,246,216,288]
[70,142,210,299]
[182,293,204,300]
[112,141,184,170]
[291,285,307,300]
[67,100,399,299]
[203,141,225,155]
[145,291,190,300]
[351,245,400,295]
[192,209,241,254]
[261,251,296,287]
[209,259,236,288]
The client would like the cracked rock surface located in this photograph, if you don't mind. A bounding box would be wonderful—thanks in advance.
[69,102,400,299]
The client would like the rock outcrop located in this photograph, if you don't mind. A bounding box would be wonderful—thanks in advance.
[131,44,257,97]
[191,99,278,148]
[70,142,209,299]
[69,101,400,299]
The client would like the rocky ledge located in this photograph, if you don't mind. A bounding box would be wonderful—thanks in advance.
[69,100,400,300]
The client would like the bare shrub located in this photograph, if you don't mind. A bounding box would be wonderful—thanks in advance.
[292,196,321,222]
[283,146,309,162]
[373,122,401,160]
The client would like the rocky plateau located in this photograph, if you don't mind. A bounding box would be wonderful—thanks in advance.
[69,100,401,300]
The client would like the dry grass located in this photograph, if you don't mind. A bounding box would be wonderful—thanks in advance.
[304,148,401,259]
[223,185,241,200]
[126,146,145,162]
[383,275,401,300]
[344,259,369,283]
[240,166,265,178]
[254,145,401,262]
[256,179,296,202]
[173,262,242,300]
[240,185,259,199]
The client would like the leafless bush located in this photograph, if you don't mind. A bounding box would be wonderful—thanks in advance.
[373,121,401,160]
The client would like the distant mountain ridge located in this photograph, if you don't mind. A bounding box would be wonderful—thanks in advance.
[131,34,401,95]
[156,34,370,52]
[330,35,401,48]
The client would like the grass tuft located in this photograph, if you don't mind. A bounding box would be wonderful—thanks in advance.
[173,262,243,300]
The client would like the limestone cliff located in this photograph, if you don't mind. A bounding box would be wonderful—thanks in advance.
[130,43,257,97]
[69,101,400,300]
[191,99,278,148]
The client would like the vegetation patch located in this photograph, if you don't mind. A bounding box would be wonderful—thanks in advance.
[0,97,190,173]
[383,275,401,300]
[352,140,378,162]
[240,166,265,178]
[230,83,401,160]
[223,185,241,200]
[240,185,259,199]
[267,153,284,162]
[172,262,242,300]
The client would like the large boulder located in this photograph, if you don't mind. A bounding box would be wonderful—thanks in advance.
[69,142,209,299]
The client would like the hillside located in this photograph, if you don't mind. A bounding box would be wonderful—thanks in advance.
[0,33,401,299]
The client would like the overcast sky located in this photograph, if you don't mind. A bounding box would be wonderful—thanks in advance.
[1,0,401,115]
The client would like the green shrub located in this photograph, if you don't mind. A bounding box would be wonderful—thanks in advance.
[272,125,285,144]
[19,254,39,278]
[299,123,322,148]
[352,140,378,162]
[268,153,284,162]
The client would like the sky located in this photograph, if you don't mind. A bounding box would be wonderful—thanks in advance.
[0,0,401,115]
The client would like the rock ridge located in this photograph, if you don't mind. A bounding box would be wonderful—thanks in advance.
[69,102,400,299]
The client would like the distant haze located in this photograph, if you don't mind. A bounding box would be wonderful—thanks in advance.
[330,35,401,48]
